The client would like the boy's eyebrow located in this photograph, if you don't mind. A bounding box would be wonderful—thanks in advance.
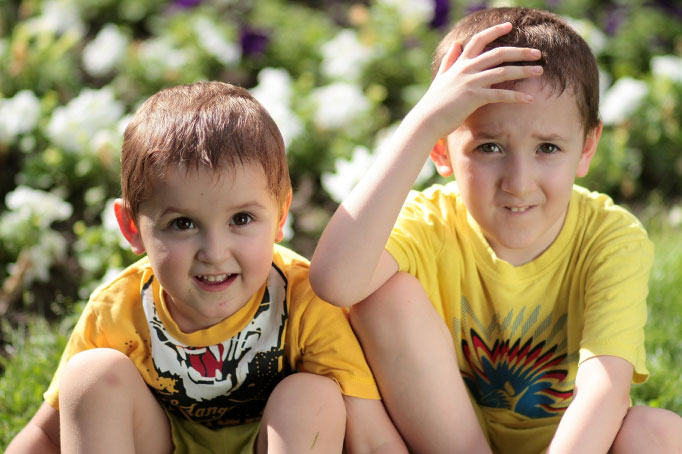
[159,200,269,217]
[531,132,570,142]
[469,128,570,143]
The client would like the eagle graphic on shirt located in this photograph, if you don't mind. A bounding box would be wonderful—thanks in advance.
[456,298,574,419]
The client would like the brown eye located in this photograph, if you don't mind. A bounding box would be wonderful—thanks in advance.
[539,143,560,154]
[171,217,195,230]
[477,143,501,153]
[231,212,253,226]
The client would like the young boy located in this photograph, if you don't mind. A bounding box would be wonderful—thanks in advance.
[7,82,406,454]
[310,7,682,454]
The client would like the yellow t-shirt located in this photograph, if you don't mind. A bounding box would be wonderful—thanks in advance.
[45,244,379,428]
[385,183,653,454]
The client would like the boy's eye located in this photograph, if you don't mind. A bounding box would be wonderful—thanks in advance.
[477,143,501,153]
[539,143,560,154]
[231,212,253,226]
[171,217,195,230]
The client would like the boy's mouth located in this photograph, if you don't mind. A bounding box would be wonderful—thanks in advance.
[196,273,233,284]
[507,206,531,213]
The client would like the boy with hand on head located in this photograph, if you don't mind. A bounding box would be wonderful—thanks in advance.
[310,7,682,454]
[7,82,406,454]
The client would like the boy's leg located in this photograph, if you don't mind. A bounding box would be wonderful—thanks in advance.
[349,272,491,454]
[59,348,173,454]
[611,406,682,453]
[257,372,346,454]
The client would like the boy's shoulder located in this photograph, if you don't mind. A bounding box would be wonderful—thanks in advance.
[271,244,316,292]
[272,243,311,271]
[403,181,464,217]
[88,256,153,305]
[571,185,649,238]
[568,185,653,261]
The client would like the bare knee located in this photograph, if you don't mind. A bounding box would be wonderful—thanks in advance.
[59,348,142,414]
[612,406,682,454]
[350,272,430,331]
[264,372,345,421]
[259,373,346,453]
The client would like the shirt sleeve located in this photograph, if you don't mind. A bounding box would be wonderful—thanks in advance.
[43,302,110,409]
[580,228,653,384]
[285,265,380,400]
[385,189,451,298]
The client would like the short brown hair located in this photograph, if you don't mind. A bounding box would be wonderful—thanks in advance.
[120,81,291,220]
[433,7,600,133]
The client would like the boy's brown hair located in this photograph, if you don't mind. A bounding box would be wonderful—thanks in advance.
[120,81,291,221]
[433,7,600,134]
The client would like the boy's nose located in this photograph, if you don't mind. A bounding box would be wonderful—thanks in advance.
[196,231,230,264]
[500,156,538,196]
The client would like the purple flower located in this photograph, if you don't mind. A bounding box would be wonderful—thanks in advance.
[465,2,488,16]
[431,0,451,28]
[603,7,626,36]
[653,0,682,17]
[240,27,269,56]
[173,0,201,8]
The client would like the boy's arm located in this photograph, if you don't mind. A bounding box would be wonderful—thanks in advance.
[547,355,633,454]
[6,402,60,454]
[310,22,543,307]
[343,396,408,454]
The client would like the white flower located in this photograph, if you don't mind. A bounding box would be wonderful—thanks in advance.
[138,37,189,80]
[47,86,124,154]
[311,82,370,130]
[5,186,73,228]
[321,29,375,81]
[375,123,434,184]
[22,231,68,284]
[0,90,41,143]
[193,17,240,66]
[651,55,682,84]
[669,204,682,228]
[25,0,85,37]
[600,77,648,125]
[322,146,375,203]
[376,0,433,25]
[564,17,607,54]
[251,68,303,147]
[83,24,129,77]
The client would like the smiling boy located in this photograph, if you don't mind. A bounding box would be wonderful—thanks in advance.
[310,7,682,454]
[7,82,405,454]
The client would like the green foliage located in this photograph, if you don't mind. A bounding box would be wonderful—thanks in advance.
[630,224,682,413]
[0,0,681,447]
[0,315,72,448]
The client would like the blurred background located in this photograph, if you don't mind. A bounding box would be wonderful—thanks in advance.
[1,0,681,445]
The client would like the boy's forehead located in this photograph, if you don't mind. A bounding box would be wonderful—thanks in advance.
[459,79,584,137]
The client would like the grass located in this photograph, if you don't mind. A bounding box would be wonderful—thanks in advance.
[630,226,682,411]
[0,316,71,449]
[0,227,680,450]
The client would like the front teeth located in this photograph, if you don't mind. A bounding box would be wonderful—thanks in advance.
[199,274,230,283]
[509,206,529,213]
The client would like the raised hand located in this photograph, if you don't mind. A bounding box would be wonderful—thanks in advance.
[411,22,544,142]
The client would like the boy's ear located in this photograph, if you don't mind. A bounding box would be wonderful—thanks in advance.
[429,138,454,177]
[275,191,293,243]
[113,199,146,255]
[576,122,603,178]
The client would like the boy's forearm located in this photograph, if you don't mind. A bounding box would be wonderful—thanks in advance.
[310,113,437,306]
[6,402,61,454]
[548,356,632,454]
